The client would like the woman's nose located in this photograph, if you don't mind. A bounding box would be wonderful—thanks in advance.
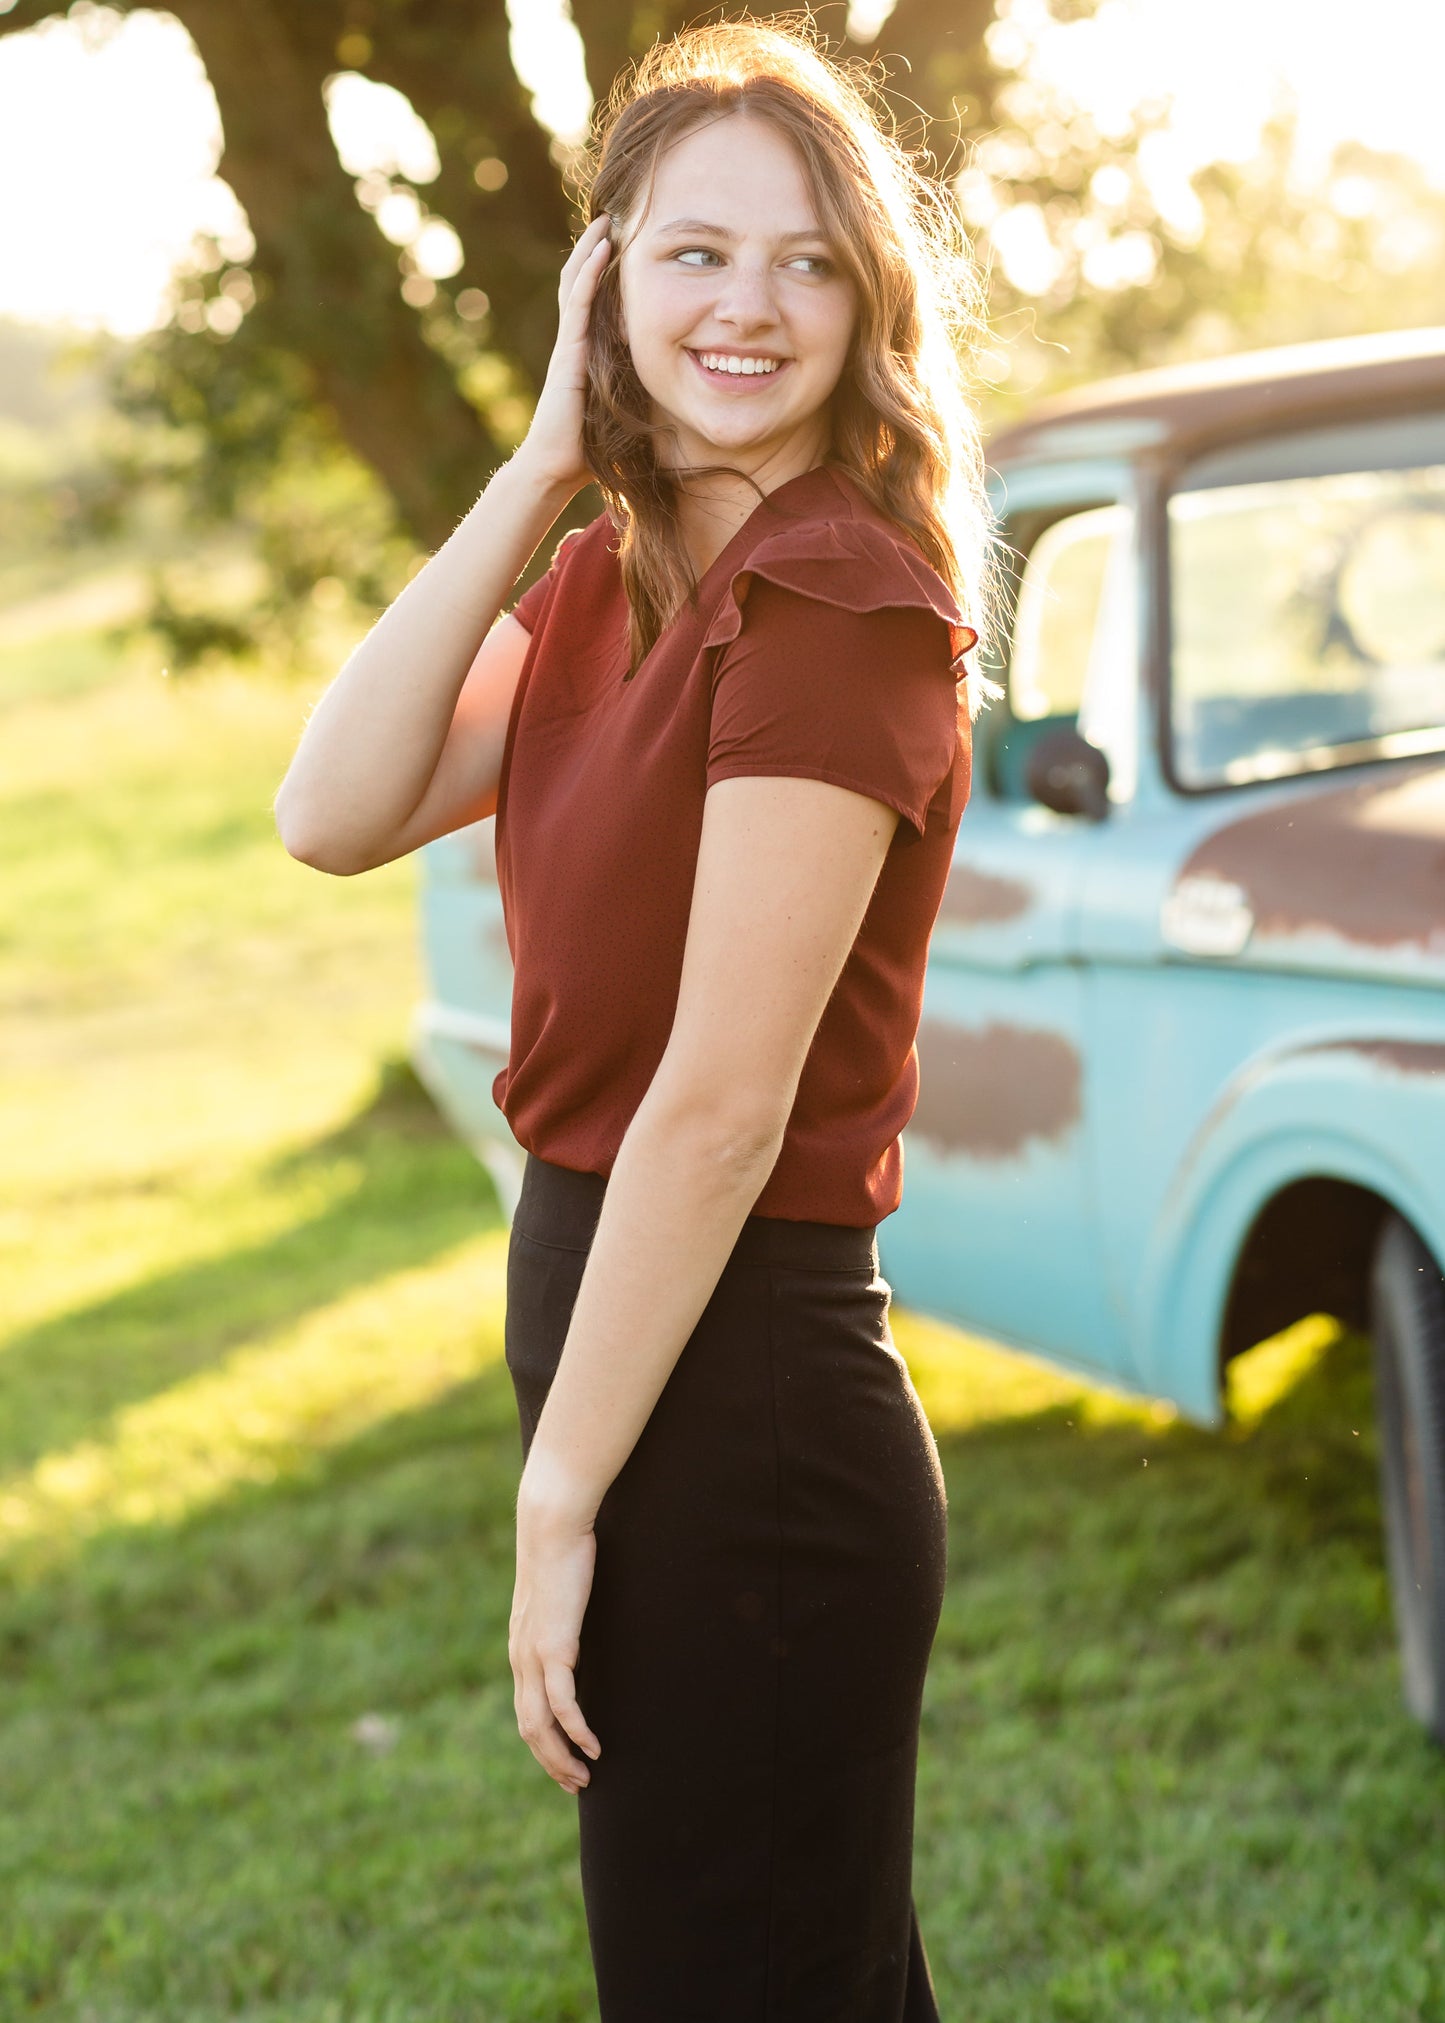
[712,262,779,331]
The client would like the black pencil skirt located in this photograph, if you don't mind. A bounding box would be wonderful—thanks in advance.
[504,1153,949,2023]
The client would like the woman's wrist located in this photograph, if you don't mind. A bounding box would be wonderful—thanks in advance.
[518,1445,602,1533]
[497,442,587,519]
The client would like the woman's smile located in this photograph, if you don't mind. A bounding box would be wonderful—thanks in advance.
[685,348,792,389]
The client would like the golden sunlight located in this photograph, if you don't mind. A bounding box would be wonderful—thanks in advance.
[0,1238,509,1565]
[0,0,1440,337]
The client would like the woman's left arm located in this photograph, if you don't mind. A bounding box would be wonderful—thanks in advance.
[509,772,900,1794]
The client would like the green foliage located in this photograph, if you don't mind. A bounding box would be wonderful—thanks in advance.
[0,323,134,559]
[94,318,415,674]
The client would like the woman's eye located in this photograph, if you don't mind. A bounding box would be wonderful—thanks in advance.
[674,248,721,268]
[787,255,834,277]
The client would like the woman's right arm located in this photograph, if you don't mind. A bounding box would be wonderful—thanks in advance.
[274,215,611,876]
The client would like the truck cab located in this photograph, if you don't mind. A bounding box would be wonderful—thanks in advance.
[883,327,1445,1738]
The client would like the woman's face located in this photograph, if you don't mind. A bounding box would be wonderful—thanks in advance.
[616,112,858,474]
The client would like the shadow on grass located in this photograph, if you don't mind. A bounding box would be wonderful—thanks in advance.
[934,1320,1387,1576]
[0,1060,503,1479]
[0,1359,588,2022]
[1,1308,1440,2021]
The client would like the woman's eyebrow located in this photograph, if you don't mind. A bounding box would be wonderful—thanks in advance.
[654,218,831,246]
[656,217,731,237]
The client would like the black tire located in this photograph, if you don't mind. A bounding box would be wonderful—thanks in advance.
[1370,1214,1445,1742]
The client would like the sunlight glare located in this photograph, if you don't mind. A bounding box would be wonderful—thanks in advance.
[0,7,240,334]
[1014,0,1445,184]
[325,70,441,183]
[893,1307,1155,1434]
[1225,1314,1345,1429]
[504,0,592,145]
[0,0,1441,335]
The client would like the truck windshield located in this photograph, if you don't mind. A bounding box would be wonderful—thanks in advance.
[1169,425,1445,788]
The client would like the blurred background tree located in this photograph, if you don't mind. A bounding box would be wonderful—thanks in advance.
[2,0,1443,669]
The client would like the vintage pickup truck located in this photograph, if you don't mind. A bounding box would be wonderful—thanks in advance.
[413,326,1445,1740]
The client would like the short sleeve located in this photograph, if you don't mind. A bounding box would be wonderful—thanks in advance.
[706,577,963,841]
[509,526,585,634]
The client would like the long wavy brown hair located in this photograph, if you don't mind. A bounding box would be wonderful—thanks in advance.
[573,16,998,709]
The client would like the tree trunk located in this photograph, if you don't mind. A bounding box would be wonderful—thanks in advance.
[166,0,508,548]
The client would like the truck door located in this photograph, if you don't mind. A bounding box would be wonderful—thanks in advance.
[883,471,1140,1381]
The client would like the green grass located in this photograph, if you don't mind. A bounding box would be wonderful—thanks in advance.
[2,567,1443,2020]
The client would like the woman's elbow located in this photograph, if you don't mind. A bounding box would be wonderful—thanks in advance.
[650,1073,789,1177]
[274,785,371,877]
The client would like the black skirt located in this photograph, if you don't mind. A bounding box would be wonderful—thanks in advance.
[504,1153,948,2023]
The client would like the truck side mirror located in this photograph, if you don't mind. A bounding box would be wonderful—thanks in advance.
[1025,727,1111,822]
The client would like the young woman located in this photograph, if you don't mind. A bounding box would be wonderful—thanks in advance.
[276,20,995,2018]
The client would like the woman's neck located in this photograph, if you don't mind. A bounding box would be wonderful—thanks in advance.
[667,427,832,578]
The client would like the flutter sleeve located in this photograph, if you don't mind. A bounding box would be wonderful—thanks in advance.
[703,519,978,841]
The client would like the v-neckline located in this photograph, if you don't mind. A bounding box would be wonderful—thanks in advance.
[692,461,839,601]
[620,462,841,686]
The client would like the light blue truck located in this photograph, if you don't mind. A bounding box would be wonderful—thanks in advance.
[414,327,1445,1740]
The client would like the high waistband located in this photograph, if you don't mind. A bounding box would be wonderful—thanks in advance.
[513,1152,879,1274]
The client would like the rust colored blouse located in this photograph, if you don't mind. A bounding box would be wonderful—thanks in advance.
[492,461,975,1226]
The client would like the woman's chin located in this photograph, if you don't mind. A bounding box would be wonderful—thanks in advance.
[667,405,810,465]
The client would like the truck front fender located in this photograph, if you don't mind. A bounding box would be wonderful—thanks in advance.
[1135,1039,1445,1424]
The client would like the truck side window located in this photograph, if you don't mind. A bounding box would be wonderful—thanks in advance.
[1170,425,1445,788]
[990,502,1134,801]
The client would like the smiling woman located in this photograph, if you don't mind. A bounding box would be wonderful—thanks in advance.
[578,28,995,682]
[274,18,995,2021]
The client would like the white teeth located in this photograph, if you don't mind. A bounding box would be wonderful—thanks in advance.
[698,352,779,376]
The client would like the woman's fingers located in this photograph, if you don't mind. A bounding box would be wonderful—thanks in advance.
[514,213,612,489]
[573,236,611,310]
[558,239,609,348]
[516,1666,591,1791]
[544,1658,601,1760]
[558,213,610,315]
[559,210,606,274]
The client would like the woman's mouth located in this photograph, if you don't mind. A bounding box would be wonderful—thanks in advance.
[686,349,789,390]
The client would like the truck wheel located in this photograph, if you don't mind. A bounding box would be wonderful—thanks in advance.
[1370,1214,1445,1742]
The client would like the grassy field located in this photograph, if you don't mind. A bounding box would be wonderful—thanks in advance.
[2,572,1444,2021]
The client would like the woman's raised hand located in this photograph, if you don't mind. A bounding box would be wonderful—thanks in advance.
[516,214,612,496]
